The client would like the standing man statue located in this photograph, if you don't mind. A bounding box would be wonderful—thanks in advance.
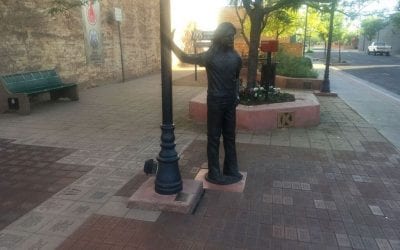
[166,22,243,185]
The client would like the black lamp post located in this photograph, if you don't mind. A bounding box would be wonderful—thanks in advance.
[303,5,308,56]
[321,0,336,93]
[155,0,183,195]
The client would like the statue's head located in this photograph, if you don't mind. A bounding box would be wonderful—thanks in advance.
[213,22,236,48]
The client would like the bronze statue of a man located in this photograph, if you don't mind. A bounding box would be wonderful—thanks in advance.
[168,22,242,185]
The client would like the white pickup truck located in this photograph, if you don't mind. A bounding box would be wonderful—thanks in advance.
[367,42,392,56]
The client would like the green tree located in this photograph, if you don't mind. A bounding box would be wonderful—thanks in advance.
[332,13,346,62]
[263,10,300,40]
[361,17,387,41]
[391,13,400,29]
[390,1,400,29]
[231,0,327,86]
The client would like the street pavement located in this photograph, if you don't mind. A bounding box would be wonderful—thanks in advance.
[0,66,400,249]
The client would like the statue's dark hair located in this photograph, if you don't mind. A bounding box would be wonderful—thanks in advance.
[212,22,236,44]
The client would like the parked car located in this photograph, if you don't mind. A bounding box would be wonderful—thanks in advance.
[367,42,392,56]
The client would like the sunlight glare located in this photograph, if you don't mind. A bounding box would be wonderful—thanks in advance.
[170,0,227,65]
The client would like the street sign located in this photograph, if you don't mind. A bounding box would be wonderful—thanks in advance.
[114,7,122,22]
[191,30,214,42]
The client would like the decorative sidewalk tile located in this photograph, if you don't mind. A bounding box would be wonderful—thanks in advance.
[34,199,74,215]
[96,201,129,217]
[38,216,84,237]
[8,212,54,233]
[79,188,115,204]
[124,208,161,222]
[63,201,102,218]
[369,205,384,216]
[96,177,129,189]
[17,234,65,250]
[0,230,31,249]
[53,186,91,201]
[73,176,102,188]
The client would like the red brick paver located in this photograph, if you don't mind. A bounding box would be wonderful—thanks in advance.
[59,139,400,249]
[0,139,93,230]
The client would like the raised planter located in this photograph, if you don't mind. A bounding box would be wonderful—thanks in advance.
[189,91,320,131]
[275,75,322,90]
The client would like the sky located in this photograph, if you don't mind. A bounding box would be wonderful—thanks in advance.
[171,0,228,31]
[363,0,398,15]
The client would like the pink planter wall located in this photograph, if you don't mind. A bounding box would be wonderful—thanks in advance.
[189,91,320,131]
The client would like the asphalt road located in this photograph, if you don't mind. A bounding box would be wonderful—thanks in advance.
[311,49,400,95]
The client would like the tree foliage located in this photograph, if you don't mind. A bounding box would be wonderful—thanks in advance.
[262,10,300,40]
[48,0,98,15]
[361,17,387,41]
[232,0,314,86]
[391,13,400,29]
[390,1,400,29]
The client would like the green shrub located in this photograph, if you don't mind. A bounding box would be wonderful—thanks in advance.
[276,50,318,78]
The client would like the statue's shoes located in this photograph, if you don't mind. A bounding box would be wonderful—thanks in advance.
[223,171,243,180]
[205,174,241,185]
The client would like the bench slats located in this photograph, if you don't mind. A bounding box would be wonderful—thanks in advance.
[1,70,72,95]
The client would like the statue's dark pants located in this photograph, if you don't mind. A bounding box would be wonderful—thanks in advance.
[207,95,239,179]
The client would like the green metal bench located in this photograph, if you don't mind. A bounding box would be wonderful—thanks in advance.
[0,69,79,114]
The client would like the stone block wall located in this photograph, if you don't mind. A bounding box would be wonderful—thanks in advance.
[0,0,161,88]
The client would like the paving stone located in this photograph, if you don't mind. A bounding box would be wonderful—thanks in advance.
[297,228,311,242]
[262,194,273,204]
[63,201,102,218]
[272,225,284,239]
[0,230,30,249]
[8,211,54,233]
[273,195,283,205]
[349,235,365,249]
[39,216,84,237]
[375,238,393,250]
[301,182,312,191]
[17,234,65,250]
[282,196,293,206]
[34,199,74,215]
[336,233,351,247]
[3,87,400,249]
[96,201,129,217]
[369,205,385,216]
[362,237,379,250]
[314,200,326,209]
[273,181,283,188]
[284,227,297,240]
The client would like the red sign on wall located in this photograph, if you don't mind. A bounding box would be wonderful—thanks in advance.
[260,40,278,52]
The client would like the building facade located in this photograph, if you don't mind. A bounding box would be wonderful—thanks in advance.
[0,0,161,88]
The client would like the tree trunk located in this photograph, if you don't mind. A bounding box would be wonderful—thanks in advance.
[246,11,263,88]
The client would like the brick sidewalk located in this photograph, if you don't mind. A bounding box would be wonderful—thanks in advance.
[0,71,400,249]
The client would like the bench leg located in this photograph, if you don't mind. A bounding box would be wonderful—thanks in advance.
[66,85,79,101]
[50,91,61,101]
[16,94,30,115]
[51,86,79,101]
[0,97,7,114]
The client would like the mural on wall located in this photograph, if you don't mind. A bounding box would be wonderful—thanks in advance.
[82,0,103,64]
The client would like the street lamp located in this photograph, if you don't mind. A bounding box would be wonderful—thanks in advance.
[155,0,183,195]
[303,4,308,56]
[321,0,336,93]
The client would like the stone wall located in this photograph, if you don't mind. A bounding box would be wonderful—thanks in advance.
[0,0,161,88]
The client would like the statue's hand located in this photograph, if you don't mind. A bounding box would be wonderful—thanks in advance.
[235,95,240,107]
